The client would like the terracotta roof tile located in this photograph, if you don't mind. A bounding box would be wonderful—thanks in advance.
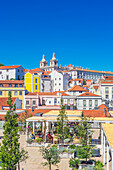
[68,85,87,92]
[0,97,17,106]
[78,92,100,97]
[0,65,21,69]
[0,80,24,84]
[83,110,109,117]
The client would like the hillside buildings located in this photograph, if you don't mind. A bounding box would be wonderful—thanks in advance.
[0,65,24,80]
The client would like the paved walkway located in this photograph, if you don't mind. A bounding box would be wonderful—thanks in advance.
[0,130,112,170]
[20,135,71,170]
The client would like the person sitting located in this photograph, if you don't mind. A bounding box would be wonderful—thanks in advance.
[30,132,35,140]
[47,132,53,143]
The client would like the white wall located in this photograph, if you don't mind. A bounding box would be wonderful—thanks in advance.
[0,66,24,80]
[77,96,102,110]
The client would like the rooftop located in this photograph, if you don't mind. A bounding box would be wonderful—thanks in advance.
[78,92,100,97]
[0,65,21,69]
[68,85,87,92]
[102,123,113,149]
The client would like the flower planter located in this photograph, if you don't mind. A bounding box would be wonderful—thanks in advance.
[26,142,45,147]
[79,160,95,169]
[59,152,74,159]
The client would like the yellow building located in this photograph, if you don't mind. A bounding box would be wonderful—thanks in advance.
[25,72,40,93]
[0,80,25,109]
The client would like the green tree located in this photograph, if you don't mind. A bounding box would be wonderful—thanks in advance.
[0,93,28,170]
[83,79,86,85]
[40,145,60,170]
[76,117,94,162]
[0,63,4,66]
[56,99,70,143]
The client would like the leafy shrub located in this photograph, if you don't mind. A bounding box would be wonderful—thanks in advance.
[70,144,76,149]
[69,158,79,169]
[94,161,104,170]
[36,137,43,143]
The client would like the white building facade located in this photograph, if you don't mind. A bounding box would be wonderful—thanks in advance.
[77,92,102,110]
[0,65,24,80]
[49,70,69,92]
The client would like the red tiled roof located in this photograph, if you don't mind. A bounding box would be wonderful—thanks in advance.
[24,69,29,72]
[37,92,57,96]
[0,97,17,106]
[17,109,52,120]
[26,92,38,95]
[61,92,70,96]
[72,68,113,75]
[30,68,42,72]
[68,85,87,92]
[67,64,73,67]
[86,79,92,82]
[0,65,21,69]
[97,104,108,110]
[42,71,52,76]
[83,85,89,88]
[101,81,113,84]
[104,76,113,80]
[78,92,100,97]
[94,85,99,89]
[83,110,109,117]
[0,80,24,84]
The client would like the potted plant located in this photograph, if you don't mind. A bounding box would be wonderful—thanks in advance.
[36,137,44,144]
[94,160,104,170]
[69,158,79,169]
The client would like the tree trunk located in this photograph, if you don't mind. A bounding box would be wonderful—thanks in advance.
[49,163,51,170]
[18,162,20,170]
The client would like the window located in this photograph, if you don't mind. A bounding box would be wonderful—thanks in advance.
[7,69,8,72]
[19,91,22,95]
[34,73,37,75]
[6,75,9,80]
[18,69,19,72]
[33,100,36,105]
[106,95,109,99]
[19,84,22,87]
[83,100,86,107]
[83,108,86,110]
[67,99,70,104]
[9,84,12,87]
[55,78,57,80]
[0,91,2,95]
[15,84,18,87]
[112,95,113,99]
[0,84,3,87]
[112,87,113,93]
[18,75,20,80]
[95,100,98,107]
[105,87,109,93]
[49,101,51,104]
[55,83,57,86]
[59,78,61,80]
[14,91,18,96]
[35,79,37,83]
[26,100,29,105]
[59,83,61,85]
[54,98,57,104]
[35,85,37,90]
[89,100,92,107]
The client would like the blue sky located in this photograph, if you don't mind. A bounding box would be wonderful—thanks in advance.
[0,0,113,71]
